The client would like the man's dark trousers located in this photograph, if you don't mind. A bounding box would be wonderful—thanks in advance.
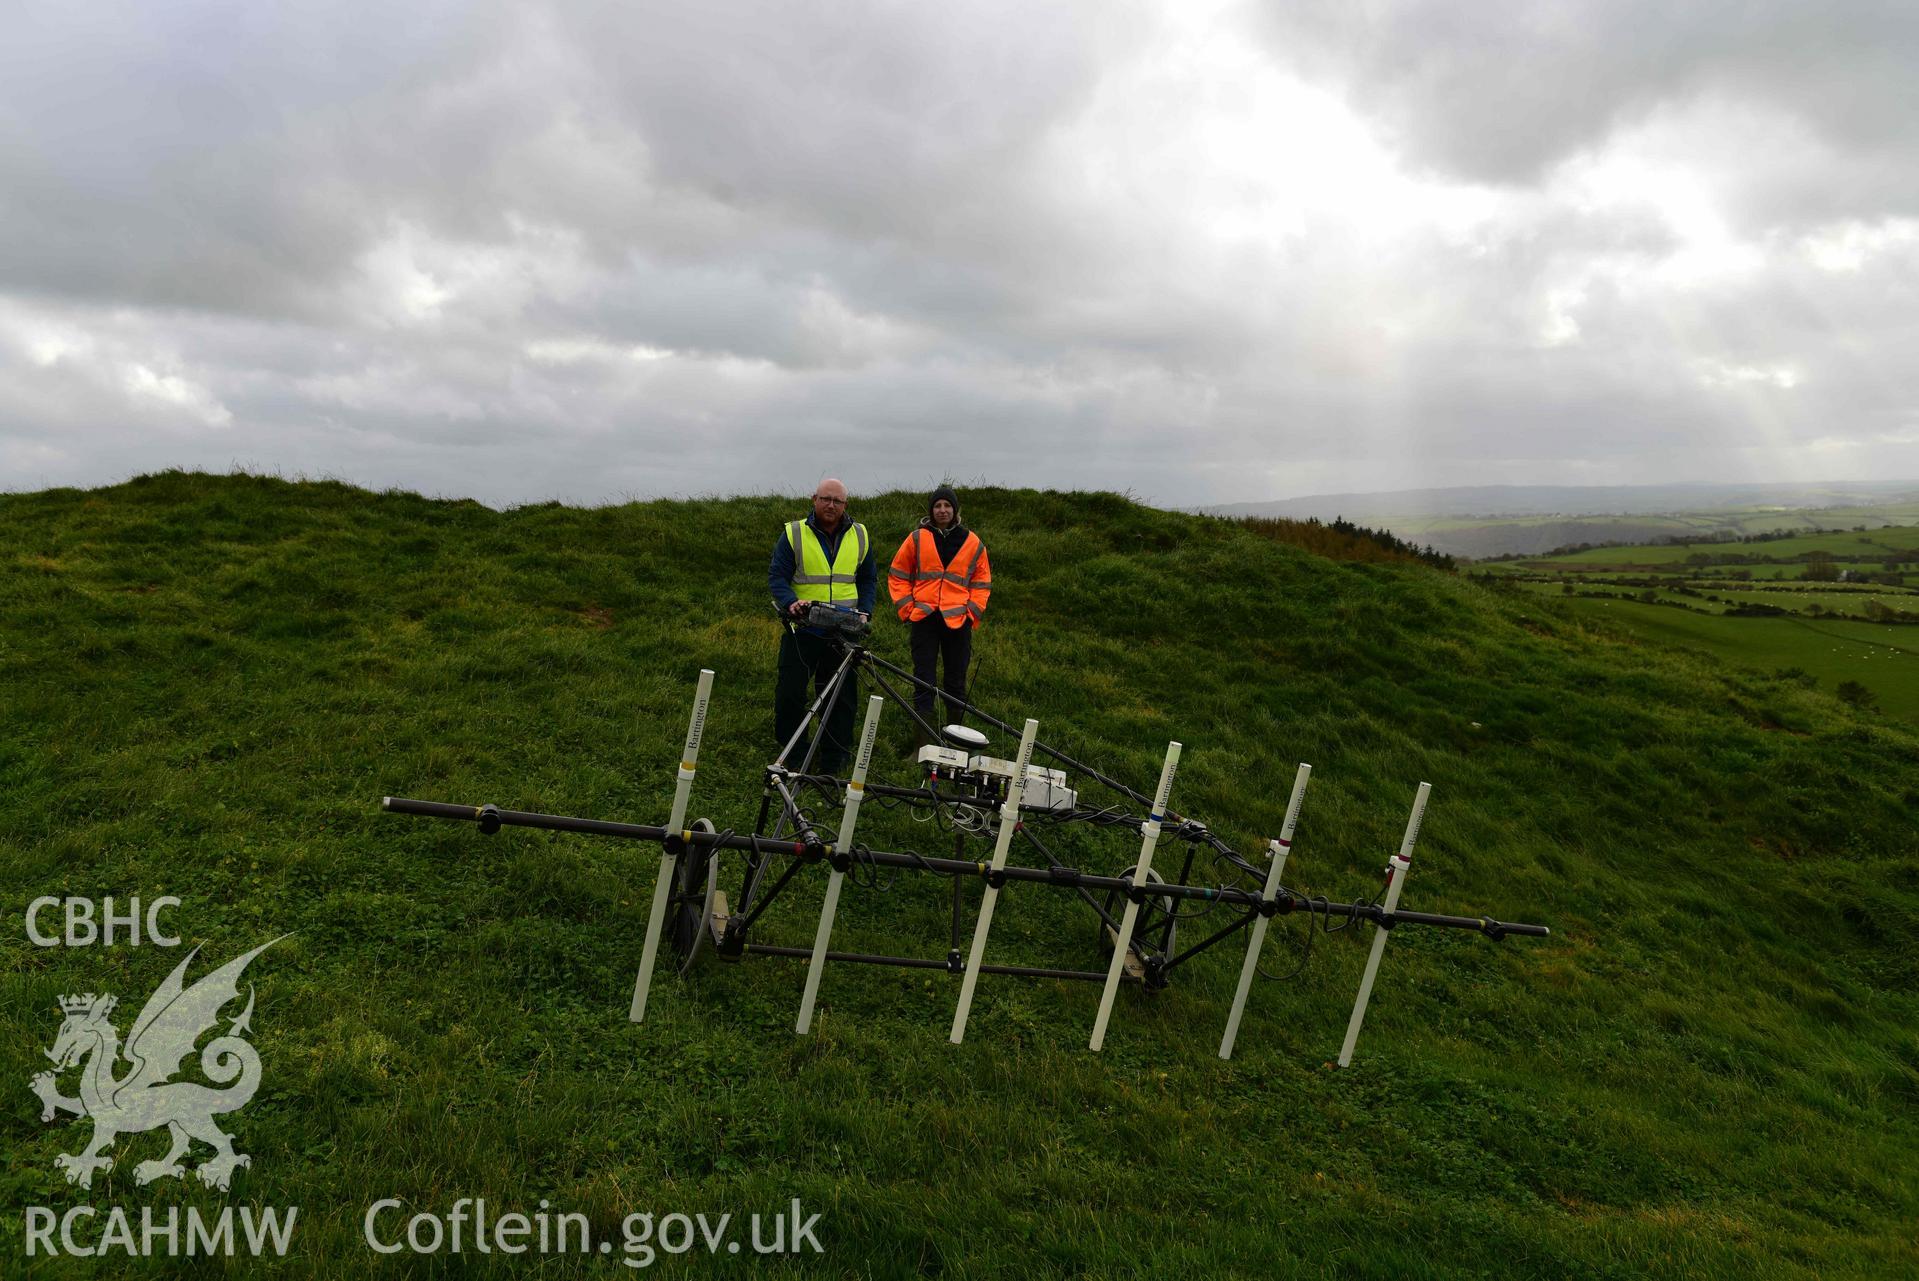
[775,629,857,771]
[909,616,972,734]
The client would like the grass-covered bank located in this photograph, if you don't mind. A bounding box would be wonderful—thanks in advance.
[3,470,1916,1278]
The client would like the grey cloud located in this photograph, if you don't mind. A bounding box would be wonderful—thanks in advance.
[1254,1,1919,217]
[1,0,1142,350]
[2,2,1915,507]
[559,2,1119,244]
[0,2,482,316]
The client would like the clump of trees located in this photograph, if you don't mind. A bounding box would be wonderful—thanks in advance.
[1741,526,1845,544]
[1235,515,1455,570]
[1836,680,1879,711]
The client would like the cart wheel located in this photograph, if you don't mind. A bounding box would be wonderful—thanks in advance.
[1098,865,1178,967]
[670,818,719,974]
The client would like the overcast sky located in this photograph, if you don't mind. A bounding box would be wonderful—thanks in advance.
[4,0,1916,507]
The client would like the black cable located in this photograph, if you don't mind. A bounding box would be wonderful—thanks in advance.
[844,839,972,894]
[846,841,895,892]
[1257,911,1313,983]
[1255,889,1383,983]
[1211,850,1261,895]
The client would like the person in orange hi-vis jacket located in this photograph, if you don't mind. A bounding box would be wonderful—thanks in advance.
[888,484,992,745]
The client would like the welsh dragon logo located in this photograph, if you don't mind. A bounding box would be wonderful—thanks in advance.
[30,937,284,1191]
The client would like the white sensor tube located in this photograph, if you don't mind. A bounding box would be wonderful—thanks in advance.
[630,668,715,1023]
[796,696,883,1034]
[1337,781,1430,1067]
[1219,762,1311,1060]
[1089,741,1182,1052]
[949,718,1040,1045]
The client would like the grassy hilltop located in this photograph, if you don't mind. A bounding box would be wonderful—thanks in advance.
[3,471,1916,1279]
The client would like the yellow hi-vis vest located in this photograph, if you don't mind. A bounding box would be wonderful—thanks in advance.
[786,519,868,605]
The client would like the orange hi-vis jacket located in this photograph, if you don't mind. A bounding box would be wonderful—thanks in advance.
[889,526,992,628]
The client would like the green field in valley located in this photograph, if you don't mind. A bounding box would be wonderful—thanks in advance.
[3,473,1915,1279]
[1551,598,1919,723]
[1484,522,1919,722]
[1517,581,1910,617]
[1372,500,1919,559]
[1520,524,1919,570]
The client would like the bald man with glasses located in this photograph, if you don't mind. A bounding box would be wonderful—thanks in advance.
[767,477,875,774]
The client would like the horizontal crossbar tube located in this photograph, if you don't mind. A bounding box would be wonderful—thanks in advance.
[380,796,1549,938]
[743,942,1120,983]
[384,796,671,840]
[1391,907,1550,936]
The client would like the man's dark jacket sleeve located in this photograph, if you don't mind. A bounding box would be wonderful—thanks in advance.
[769,530,799,612]
[857,537,875,616]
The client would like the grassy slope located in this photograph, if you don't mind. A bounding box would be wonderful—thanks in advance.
[3,472,1916,1279]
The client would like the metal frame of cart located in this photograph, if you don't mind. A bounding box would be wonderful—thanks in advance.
[384,622,1547,1062]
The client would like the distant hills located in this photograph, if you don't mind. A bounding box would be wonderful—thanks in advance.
[1199,481,1919,559]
